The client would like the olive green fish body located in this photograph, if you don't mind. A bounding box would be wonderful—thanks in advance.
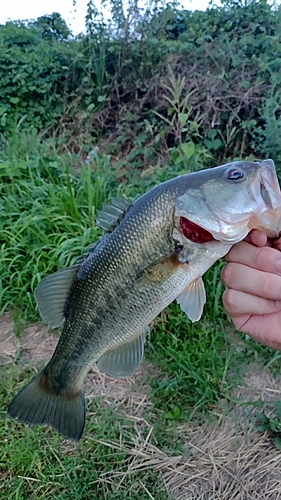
[8,160,281,440]
[44,175,193,386]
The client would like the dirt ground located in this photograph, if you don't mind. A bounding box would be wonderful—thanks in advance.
[1,311,281,500]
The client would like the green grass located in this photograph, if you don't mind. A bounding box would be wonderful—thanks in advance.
[1,366,167,500]
[147,306,232,418]
[0,131,115,318]
[1,128,281,499]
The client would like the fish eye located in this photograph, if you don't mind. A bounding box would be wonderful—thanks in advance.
[225,168,245,181]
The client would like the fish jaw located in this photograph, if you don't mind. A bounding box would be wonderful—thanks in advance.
[247,159,281,237]
[175,159,281,245]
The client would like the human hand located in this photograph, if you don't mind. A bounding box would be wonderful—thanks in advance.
[221,230,281,350]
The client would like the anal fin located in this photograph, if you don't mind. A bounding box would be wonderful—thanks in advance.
[97,329,147,378]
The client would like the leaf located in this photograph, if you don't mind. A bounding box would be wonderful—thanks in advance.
[204,138,223,151]
[178,113,189,126]
[0,114,7,127]
[255,412,270,431]
[276,401,281,420]
[269,418,281,433]
[255,412,269,423]
[274,436,281,450]
[181,141,195,159]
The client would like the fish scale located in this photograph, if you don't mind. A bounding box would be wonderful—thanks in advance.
[8,159,281,440]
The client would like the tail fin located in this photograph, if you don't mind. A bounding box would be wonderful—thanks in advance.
[7,372,85,441]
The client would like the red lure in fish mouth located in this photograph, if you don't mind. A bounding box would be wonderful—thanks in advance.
[180,217,214,244]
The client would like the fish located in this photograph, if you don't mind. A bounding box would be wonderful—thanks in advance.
[7,159,281,441]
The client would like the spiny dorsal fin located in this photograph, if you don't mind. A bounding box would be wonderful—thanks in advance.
[96,196,131,232]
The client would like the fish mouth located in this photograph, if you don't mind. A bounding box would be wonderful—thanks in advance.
[179,217,216,244]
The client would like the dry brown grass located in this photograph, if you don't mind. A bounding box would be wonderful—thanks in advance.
[84,368,281,500]
[2,313,281,500]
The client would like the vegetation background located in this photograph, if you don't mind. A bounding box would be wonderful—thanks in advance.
[1,0,281,498]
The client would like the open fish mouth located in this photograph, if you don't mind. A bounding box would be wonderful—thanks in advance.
[179,217,215,244]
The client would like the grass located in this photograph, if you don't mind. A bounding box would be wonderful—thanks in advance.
[0,367,165,500]
[147,306,232,419]
[0,131,113,319]
[1,128,281,499]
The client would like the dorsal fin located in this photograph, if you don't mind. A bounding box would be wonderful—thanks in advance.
[96,196,131,232]
[34,264,80,328]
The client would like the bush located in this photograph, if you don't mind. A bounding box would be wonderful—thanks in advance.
[0,1,281,164]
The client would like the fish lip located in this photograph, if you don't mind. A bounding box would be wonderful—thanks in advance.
[260,159,281,195]
[246,159,281,238]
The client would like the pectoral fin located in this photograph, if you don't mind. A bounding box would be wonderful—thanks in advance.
[34,264,79,328]
[97,329,147,378]
[176,277,206,322]
[137,253,181,287]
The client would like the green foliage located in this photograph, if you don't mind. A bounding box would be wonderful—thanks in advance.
[147,303,232,422]
[31,12,72,41]
[1,4,281,497]
[1,0,281,163]
[0,128,118,318]
[255,402,281,450]
[0,19,77,131]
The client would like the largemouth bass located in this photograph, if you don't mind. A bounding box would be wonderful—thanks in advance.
[8,159,281,440]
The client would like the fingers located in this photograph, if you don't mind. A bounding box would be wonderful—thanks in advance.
[221,262,281,301]
[229,311,281,351]
[224,241,281,275]
[245,229,281,250]
[221,230,281,352]
[245,230,267,247]
[222,288,281,317]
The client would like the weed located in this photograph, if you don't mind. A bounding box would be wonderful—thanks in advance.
[255,402,281,450]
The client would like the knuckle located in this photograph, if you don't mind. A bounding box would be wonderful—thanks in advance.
[259,273,281,299]
[259,274,273,297]
[221,263,235,287]
[253,246,269,269]
[222,288,236,313]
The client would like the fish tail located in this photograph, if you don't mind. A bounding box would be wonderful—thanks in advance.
[7,371,85,441]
